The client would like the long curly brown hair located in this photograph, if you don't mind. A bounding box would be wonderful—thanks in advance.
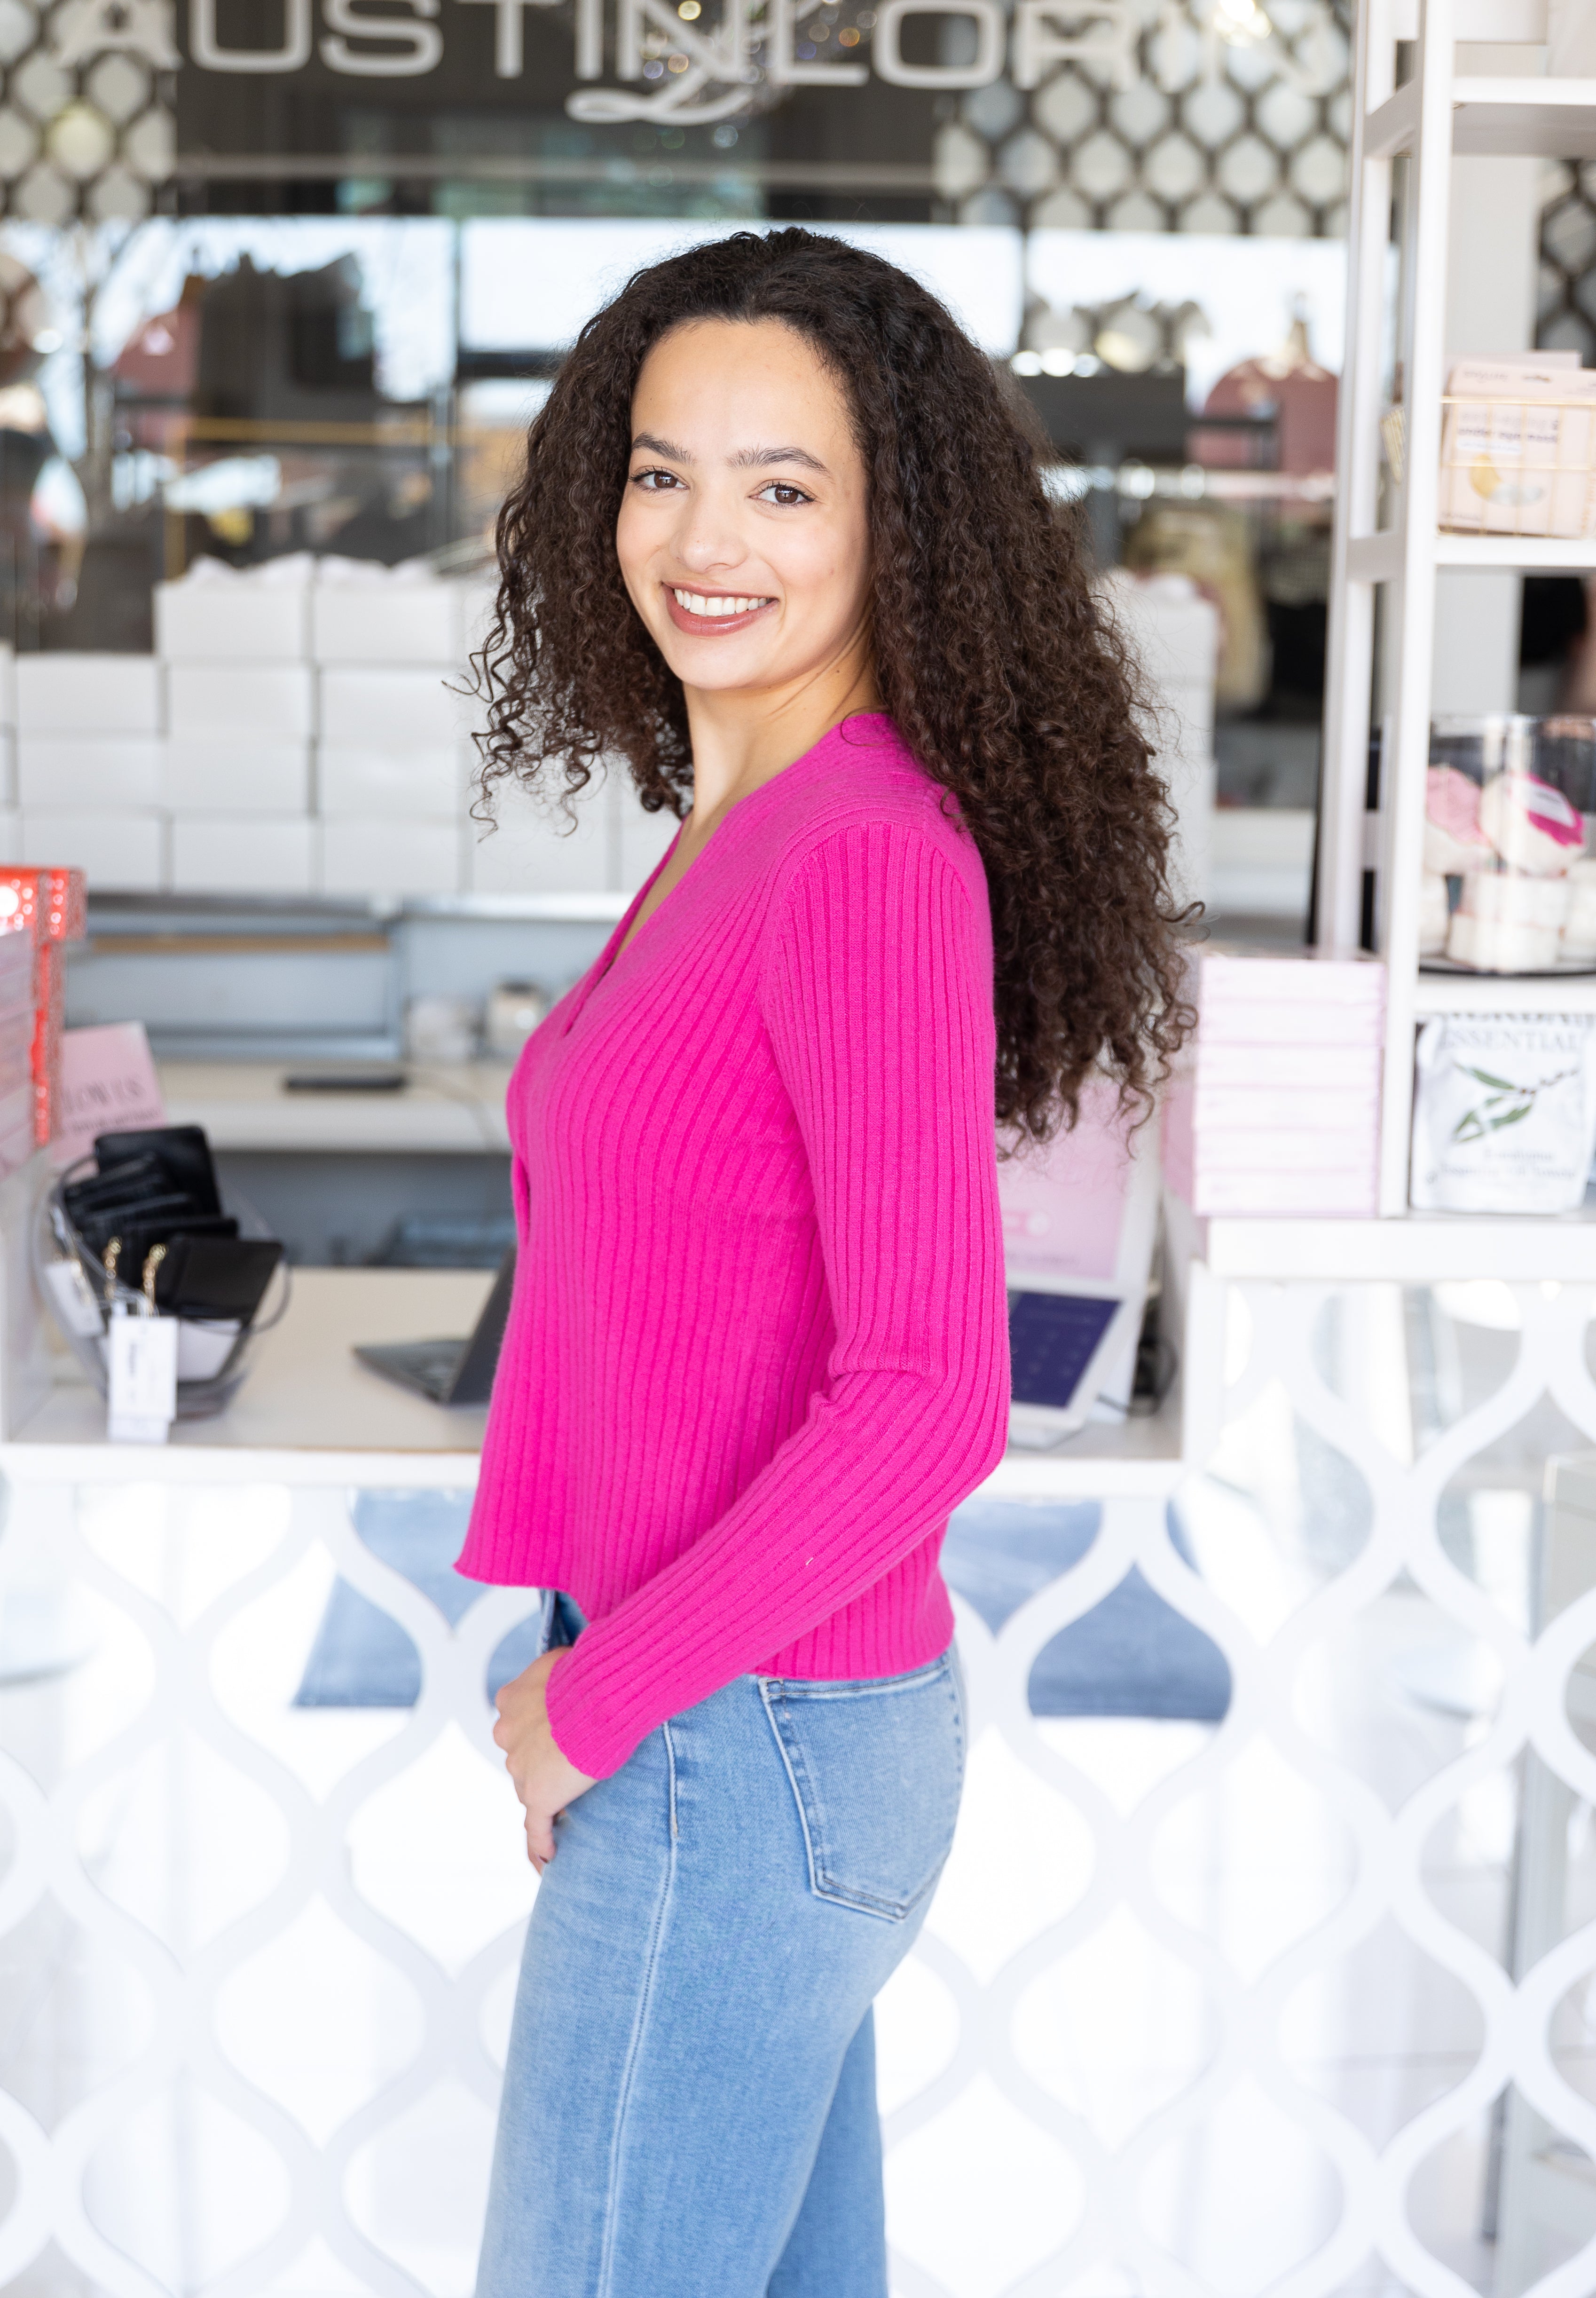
[473,227,1194,1139]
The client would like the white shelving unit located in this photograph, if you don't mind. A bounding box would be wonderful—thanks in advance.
[1318,0,1596,1216]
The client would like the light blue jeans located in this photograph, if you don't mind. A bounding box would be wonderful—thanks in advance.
[475,1595,966,2298]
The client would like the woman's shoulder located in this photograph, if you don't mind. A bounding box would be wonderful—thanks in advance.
[756,712,985,897]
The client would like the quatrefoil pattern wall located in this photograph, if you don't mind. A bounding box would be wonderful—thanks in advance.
[1,1273,1596,2293]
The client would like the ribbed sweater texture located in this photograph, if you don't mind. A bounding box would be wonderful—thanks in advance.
[456,713,1011,1779]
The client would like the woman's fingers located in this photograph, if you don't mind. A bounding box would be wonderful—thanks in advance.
[525,1803,557,1869]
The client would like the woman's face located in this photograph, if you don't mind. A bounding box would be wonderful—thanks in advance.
[616,317,873,700]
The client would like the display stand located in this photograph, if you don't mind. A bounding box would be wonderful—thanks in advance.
[1317,0,1594,1214]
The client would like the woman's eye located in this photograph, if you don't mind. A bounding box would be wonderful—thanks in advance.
[758,482,811,507]
[631,467,683,491]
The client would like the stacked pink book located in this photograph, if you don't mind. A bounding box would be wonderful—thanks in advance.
[1163,949,1385,1216]
[0,932,34,1182]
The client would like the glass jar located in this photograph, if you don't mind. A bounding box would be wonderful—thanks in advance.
[1422,715,1596,973]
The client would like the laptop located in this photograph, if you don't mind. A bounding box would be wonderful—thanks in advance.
[354,1249,515,1406]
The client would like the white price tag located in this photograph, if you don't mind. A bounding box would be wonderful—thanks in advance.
[107,1307,177,1445]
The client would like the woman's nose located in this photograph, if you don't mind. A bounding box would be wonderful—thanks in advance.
[673,491,747,575]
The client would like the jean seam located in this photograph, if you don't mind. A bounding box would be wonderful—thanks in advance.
[594,1723,677,2298]
[762,1655,953,1703]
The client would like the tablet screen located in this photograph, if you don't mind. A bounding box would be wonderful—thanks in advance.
[1007,1291,1120,1411]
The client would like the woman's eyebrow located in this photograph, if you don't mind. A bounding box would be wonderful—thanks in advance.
[631,432,691,458]
[731,445,828,474]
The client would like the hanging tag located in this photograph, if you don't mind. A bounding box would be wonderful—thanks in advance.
[107,1305,177,1444]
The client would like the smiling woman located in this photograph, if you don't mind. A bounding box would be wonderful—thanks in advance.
[473,226,1191,1137]
[459,228,1192,2298]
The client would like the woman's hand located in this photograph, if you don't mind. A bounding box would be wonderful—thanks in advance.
[493,1649,597,1871]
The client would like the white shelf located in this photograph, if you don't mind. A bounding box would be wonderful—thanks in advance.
[1365,77,1596,161]
[1453,77,1596,158]
[1187,1207,1596,1283]
[1414,973,1596,1016]
[1347,532,1596,579]
[1435,533,1596,571]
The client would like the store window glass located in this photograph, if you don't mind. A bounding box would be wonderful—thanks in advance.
[0,0,1455,932]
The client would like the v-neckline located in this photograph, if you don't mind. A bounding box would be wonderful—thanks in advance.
[569,712,896,1024]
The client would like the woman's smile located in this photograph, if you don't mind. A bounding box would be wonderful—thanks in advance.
[664,583,777,635]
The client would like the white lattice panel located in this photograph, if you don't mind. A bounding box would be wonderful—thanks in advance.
[2,1274,1596,2295]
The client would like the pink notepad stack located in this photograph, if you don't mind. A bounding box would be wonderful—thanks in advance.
[1163,949,1385,1216]
[0,932,36,1183]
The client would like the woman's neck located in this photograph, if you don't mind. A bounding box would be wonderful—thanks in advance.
[681,636,881,826]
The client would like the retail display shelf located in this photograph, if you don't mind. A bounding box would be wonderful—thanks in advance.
[1365,77,1596,159]
[1414,973,1596,1016]
[1452,76,1596,156]
[1433,532,1596,571]
[1178,1206,1596,1283]
[157,1058,515,1155]
[1347,531,1596,580]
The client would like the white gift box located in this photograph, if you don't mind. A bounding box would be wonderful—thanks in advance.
[167,663,316,741]
[16,654,161,735]
[317,665,466,752]
[163,738,311,815]
[318,746,466,817]
[320,817,462,896]
[0,645,16,731]
[19,736,165,810]
[21,810,164,889]
[155,570,311,661]
[171,817,316,894]
[0,811,20,866]
[311,571,491,665]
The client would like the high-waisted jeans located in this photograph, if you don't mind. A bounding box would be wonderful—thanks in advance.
[474,1595,966,2298]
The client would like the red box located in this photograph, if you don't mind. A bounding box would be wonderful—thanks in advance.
[0,868,86,947]
[0,870,86,1149]
[31,944,63,1146]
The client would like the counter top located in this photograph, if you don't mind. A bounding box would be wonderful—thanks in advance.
[3,1267,1190,1497]
[4,1267,494,1485]
[158,1060,514,1155]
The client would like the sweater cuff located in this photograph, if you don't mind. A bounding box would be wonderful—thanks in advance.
[543,1640,636,1780]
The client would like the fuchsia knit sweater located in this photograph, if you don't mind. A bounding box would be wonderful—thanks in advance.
[456,713,1011,1779]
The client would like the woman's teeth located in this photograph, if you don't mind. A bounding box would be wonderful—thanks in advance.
[672,589,770,618]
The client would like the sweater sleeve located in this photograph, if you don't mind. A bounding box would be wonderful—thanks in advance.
[543,819,1011,1778]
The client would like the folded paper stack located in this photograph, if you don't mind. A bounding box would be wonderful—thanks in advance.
[0,867,87,1152]
[1162,948,1385,1216]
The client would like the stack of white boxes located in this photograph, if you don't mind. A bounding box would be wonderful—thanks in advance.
[1162,948,1386,1217]
[0,558,680,898]
[16,652,164,888]
[160,561,316,893]
[315,569,476,897]
[1098,569,1218,913]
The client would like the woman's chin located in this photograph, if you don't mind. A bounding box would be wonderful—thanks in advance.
[658,640,785,693]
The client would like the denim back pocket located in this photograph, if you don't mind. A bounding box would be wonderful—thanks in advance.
[759,1655,965,1922]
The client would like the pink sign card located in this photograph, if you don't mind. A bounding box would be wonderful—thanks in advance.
[53,1023,166,1170]
[996,1077,1132,1282]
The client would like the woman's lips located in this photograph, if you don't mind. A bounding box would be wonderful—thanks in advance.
[663,584,776,637]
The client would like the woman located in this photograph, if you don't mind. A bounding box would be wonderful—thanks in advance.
[459,228,1189,2298]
